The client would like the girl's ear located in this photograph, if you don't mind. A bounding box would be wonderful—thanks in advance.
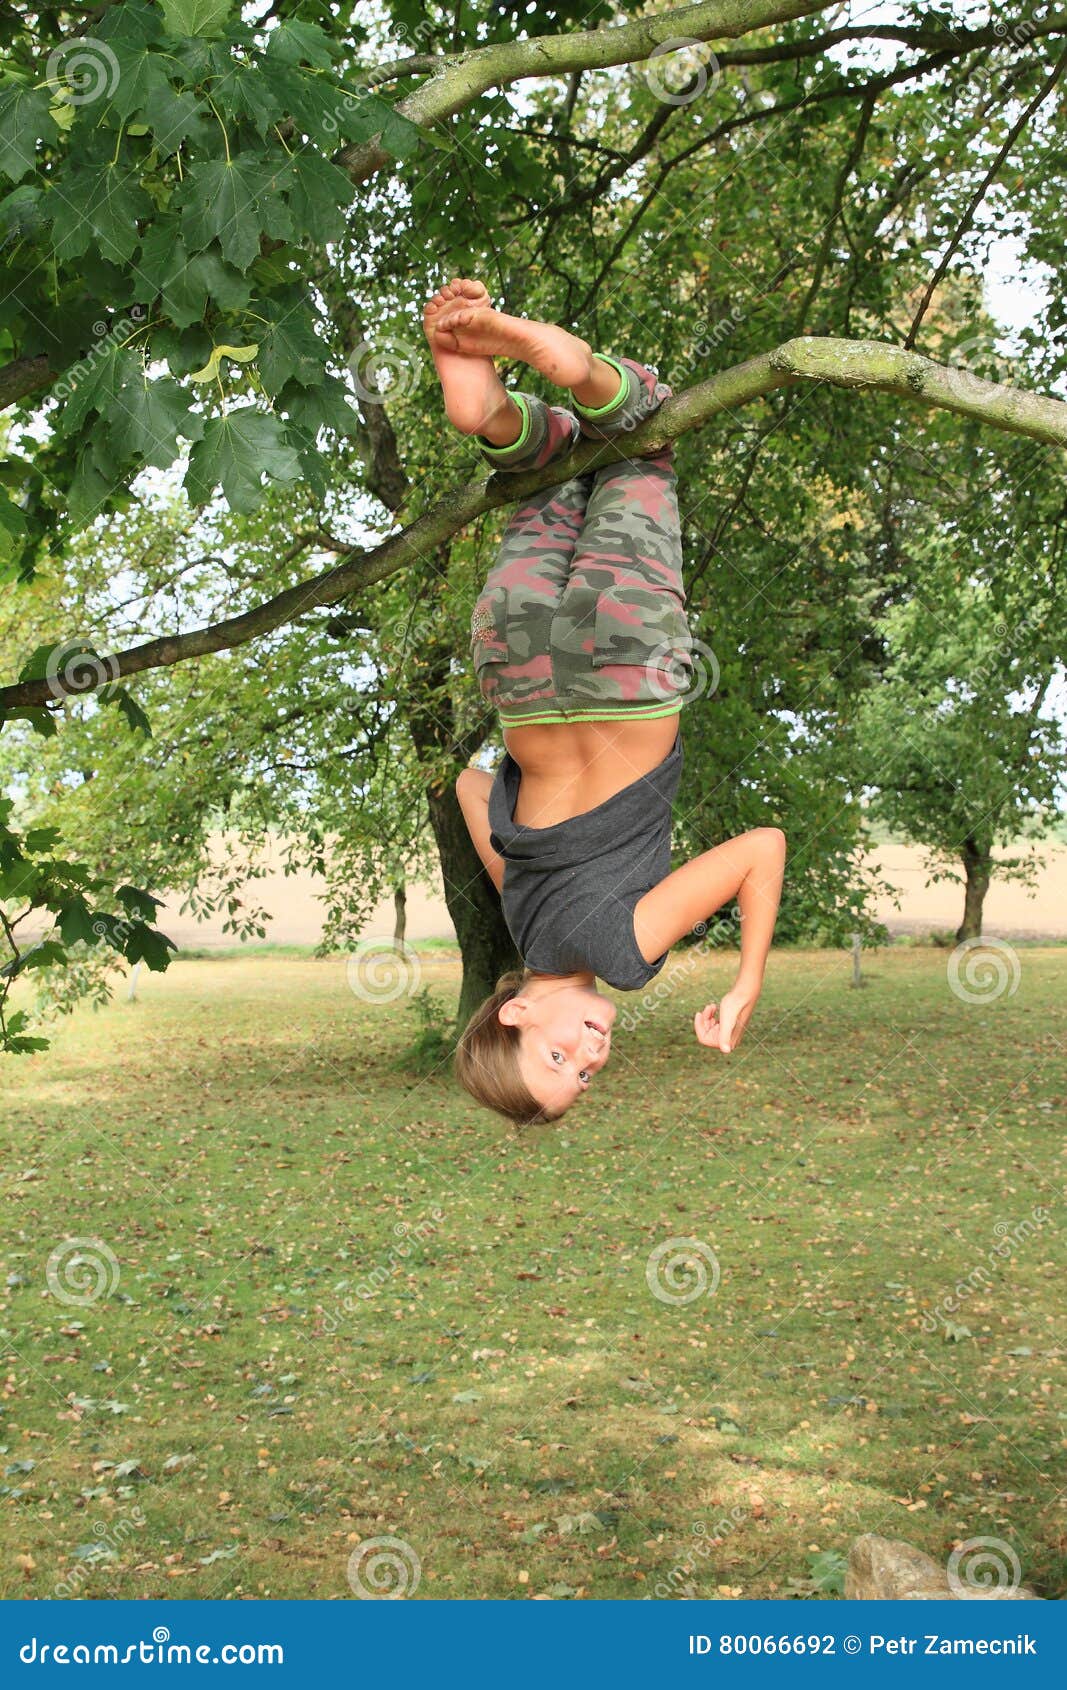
[497,996,526,1027]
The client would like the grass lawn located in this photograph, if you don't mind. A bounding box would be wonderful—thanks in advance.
[1,945,1063,1601]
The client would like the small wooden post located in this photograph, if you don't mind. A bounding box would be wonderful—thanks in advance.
[850,932,863,989]
[127,960,142,1002]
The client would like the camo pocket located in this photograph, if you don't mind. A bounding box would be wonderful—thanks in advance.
[591,585,691,676]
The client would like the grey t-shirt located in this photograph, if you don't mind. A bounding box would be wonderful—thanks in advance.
[487,733,683,990]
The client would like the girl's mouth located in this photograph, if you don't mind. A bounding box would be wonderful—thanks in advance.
[585,1019,608,1038]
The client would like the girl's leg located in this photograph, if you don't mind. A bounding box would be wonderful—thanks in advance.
[551,357,693,712]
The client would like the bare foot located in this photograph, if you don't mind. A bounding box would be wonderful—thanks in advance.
[430,302,596,391]
[423,277,514,436]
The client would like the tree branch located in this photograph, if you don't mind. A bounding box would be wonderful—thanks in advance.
[335,0,836,181]
[5,337,1067,711]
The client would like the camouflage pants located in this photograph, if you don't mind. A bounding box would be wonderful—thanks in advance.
[468,355,693,725]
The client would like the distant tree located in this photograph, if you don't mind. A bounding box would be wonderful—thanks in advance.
[856,567,1065,941]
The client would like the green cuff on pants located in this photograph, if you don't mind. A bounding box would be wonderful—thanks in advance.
[476,392,533,458]
[572,354,629,417]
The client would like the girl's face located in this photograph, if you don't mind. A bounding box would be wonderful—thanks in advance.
[499,977,617,1114]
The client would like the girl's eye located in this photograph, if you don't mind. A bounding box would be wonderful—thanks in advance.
[551,1050,563,1064]
[579,1069,590,1084]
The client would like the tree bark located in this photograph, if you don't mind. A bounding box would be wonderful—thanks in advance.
[956,837,991,942]
[402,556,519,1036]
[421,777,520,1032]
[392,881,407,952]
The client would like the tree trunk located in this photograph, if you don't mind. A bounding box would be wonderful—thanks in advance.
[403,550,519,1034]
[392,882,407,952]
[956,836,991,942]
[423,781,520,1031]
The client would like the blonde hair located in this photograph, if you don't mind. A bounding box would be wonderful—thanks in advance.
[454,969,565,1126]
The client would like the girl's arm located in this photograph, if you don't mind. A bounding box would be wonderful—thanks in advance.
[455,768,506,894]
[632,827,786,1053]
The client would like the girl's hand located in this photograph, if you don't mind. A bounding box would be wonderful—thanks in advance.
[693,982,760,1054]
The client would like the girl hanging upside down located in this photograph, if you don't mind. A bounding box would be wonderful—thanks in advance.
[422,278,787,1125]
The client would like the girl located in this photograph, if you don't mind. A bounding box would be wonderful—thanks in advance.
[422,280,786,1124]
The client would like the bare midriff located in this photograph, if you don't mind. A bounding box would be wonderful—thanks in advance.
[505,714,680,829]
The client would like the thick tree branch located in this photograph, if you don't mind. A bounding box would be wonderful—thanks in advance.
[336,0,835,181]
[4,338,1067,712]
[0,355,54,411]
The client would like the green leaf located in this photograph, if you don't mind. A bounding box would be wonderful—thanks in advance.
[66,452,116,530]
[124,927,178,971]
[20,940,68,973]
[342,90,426,160]
[266,20,340,68]
[0,86,59,183]
[280,377,359,438]
[807,1549,847,1596]
[179,155,275,271]
[159,0,234,38]
[283,151,354,245]
[106,43,178,124]
[107,368,203,468]
[184,409,301,512]
[0,489,29,575]
[49,155,153,265]
[56,343,138,438]
[57,899,98,949]
[22,827,61,854]
[138,82,209,152]
[255,300,323,395]
[2,707,57,739]
[115,886,163,920]
[99,684,152,737]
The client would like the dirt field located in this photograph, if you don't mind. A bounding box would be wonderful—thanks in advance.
[151,837,1067,950]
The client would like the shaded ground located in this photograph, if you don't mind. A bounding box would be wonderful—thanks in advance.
[0,948,1063,1600]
